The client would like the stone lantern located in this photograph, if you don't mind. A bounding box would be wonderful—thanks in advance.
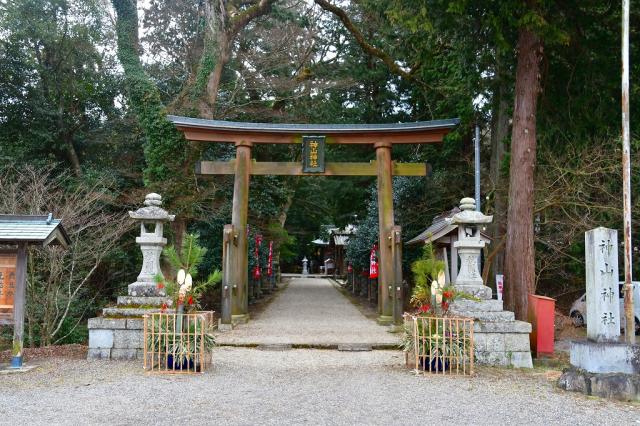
[302,257,309,275]
[128,193,175,297]
[443,196,533,369]
[449,197,493,299]
[88,193,176,360]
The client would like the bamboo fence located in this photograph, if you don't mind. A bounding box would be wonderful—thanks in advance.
[143,311,215,374]
[404,313,474,376]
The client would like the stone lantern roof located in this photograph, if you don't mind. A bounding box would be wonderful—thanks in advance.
[449,197,492,225]
[128,193,175,222]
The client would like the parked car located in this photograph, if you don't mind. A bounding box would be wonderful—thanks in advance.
[569,281,640,335]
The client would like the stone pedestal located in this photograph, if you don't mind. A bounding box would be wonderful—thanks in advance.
[450,298,533,368]
[558,367,640,402]
[88,291,172,360]
[570,340,640,374]
[88,317,145,360]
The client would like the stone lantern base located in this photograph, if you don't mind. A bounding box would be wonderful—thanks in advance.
[450,298,534,369]
[87,289,171,360]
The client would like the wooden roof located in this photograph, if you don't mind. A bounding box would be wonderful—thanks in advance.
[407,208,491,246]
[0,214,70,248]
[168,115,460,145]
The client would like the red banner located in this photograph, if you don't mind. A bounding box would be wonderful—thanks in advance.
[253,234,263,280]
[267,241,273,277]
[369,244,378,279]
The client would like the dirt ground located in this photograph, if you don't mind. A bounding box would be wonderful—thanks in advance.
[0,343,87,363]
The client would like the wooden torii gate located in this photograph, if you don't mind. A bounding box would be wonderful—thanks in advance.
[168,115,459,326]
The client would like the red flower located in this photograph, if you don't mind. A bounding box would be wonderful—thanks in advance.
[160,302,167,312]
[441,301,450,310]
[443,291,453,299]
[156,282,165,289]
[187,296,194,305]
[419,304,431,313]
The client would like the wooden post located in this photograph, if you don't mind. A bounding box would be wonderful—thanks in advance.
[231,142,251,323]
[11,243,27,368]
[451,234,459,283]
[220,224,234,326]
[391,226,403,325]
[621,0,635,344]
[375,142,395,324]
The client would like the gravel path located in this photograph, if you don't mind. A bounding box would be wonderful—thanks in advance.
[0,348,638,425]
[217,277,398,346]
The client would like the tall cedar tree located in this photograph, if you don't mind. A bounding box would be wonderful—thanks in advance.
[504,22,543,319]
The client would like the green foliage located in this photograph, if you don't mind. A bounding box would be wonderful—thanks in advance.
[0,0,124,173]
[159,233,222,310]
[411,242,445,289]
[164,233,207,278]
[409,242,446,308]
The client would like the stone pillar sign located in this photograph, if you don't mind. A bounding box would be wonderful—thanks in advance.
[560,227,639,398]
[585,227,620,342]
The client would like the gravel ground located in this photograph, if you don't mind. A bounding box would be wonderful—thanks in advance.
[217,277,398,346]
[0,347,638,425]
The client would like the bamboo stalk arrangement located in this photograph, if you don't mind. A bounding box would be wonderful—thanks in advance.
[143,311,215,374]
[403,313,474,376]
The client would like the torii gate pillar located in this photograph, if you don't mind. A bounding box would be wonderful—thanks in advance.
[230,141,251,323]
[375,142,398,324]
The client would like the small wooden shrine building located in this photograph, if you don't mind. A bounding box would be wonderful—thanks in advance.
[0,214,69,368]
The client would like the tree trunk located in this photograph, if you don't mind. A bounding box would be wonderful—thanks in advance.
[504,27,542,320]
[172,217,187,254]
[65,135,82,177]
[205,35,231,116]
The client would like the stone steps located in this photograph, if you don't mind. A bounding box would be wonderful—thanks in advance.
[102,307,164,317]
[451,299,504,312]
[449,309,515,322]
[116,296,171,307]
[473,320,534,368]
[474,320,532,334]
[448,298,533,369]
[127,282,166,297]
